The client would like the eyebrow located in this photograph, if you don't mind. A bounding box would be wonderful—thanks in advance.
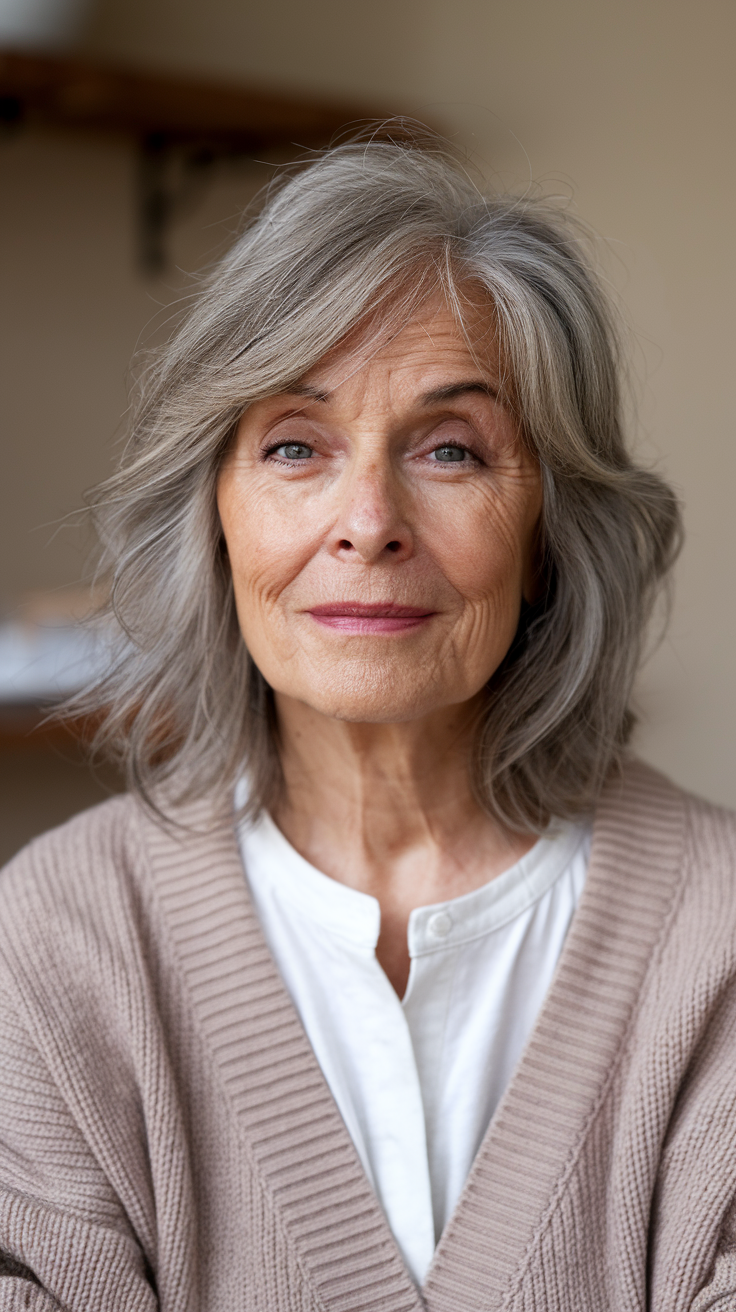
[420,381,499,405]
[284,383,331,403]
[283,380,498,405]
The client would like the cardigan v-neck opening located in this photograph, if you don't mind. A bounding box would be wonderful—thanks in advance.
[238,808,590,1283]
[141,761,687,1311]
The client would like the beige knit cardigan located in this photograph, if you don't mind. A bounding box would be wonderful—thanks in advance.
[1,758,736,1311]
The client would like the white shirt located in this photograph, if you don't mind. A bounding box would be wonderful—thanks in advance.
[238,811,591,1286]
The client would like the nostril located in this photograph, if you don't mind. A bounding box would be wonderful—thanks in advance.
[386,541,401,553]
[338,540,354,551]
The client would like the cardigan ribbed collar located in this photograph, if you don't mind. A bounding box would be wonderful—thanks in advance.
[141,758,686,1312]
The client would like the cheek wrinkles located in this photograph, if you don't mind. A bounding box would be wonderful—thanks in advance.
[223,477,336,607]
[418,486,530,605]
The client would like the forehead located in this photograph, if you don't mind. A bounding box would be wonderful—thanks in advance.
[299,291,501,397]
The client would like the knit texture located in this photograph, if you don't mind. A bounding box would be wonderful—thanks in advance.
[1,758,736,1311]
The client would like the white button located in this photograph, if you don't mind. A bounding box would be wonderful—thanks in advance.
[427,911,452,939]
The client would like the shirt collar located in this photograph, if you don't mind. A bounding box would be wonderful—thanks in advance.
[240,809,381,949]
[239,806,589,956]
[407,821,589,956]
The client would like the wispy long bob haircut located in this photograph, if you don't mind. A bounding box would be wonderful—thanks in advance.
[78,126,682,830]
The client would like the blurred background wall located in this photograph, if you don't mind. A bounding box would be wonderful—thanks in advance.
[1,0,734,861]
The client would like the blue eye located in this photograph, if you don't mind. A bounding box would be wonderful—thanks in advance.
[433,445,467,462]
[275,443,313,460]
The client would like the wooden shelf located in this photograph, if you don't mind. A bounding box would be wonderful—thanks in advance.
[0,49,391,269]
[0,48,380,149]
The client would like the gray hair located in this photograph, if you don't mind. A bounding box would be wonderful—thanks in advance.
[76,127,682,830]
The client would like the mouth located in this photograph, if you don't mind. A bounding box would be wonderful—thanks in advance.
[307,602,436,634]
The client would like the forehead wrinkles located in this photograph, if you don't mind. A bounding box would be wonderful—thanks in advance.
[300,291,502,403]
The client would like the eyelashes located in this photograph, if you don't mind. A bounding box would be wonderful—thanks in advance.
[264,441,315,463]
[428,443,482,465]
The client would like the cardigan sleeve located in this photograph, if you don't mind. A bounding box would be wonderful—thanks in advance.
[690,1201,736,1311]
[0,981,158,1312]
[0,1264,62,1311]
[690,1271,736,1310]
[690,1254,736,1310]
[0,1252,62,1310]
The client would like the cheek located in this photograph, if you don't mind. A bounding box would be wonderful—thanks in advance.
[426,486,533,610]
[217,473,325,646]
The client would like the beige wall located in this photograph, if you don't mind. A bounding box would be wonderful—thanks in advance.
[0,130,267,598]
[2,0,734,821]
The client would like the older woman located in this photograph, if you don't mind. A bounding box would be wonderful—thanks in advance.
[1,131,735,1312]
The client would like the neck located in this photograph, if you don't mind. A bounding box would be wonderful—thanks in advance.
[271,693,535,995]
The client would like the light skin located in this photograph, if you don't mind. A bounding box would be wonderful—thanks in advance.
[217,293,543,996]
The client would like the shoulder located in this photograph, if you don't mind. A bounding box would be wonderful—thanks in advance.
[600,755,736,848]
[611,755,736,876]
[680,783,736,875]
[0,792,144,923]
[676,777,736,944]
[0,793,162,1014]
[0,789,243,1008]
[598,755,736,952]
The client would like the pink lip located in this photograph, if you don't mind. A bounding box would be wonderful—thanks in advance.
[307,602,436,634]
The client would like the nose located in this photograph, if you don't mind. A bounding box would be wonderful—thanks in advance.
[330,456,414,564]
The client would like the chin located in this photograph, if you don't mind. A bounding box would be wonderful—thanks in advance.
[290,665,463,724]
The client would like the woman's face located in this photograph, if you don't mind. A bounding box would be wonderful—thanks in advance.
[217,295,542,726]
